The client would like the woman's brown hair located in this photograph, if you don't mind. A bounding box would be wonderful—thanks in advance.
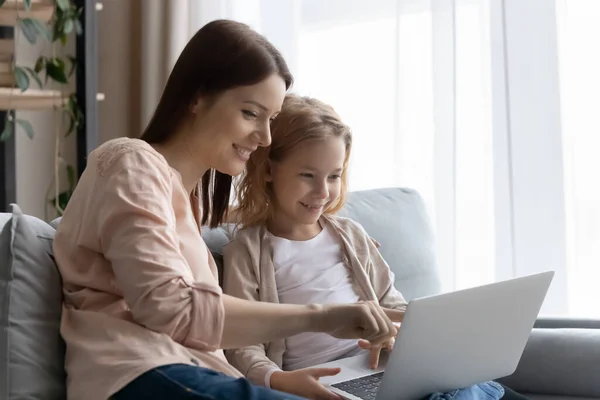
[235,94,352,228]
[140,20,293,228]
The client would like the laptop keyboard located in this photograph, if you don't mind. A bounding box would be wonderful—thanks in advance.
[331,372,384,400]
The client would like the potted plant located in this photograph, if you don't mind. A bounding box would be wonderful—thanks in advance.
[0,0,83,217]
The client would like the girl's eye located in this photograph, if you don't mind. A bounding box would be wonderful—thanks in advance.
[329,175,342,180]
[242,110,258,119]
[300,173,314,178]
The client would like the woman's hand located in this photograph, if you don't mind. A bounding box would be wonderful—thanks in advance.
[357,321,400,368]
[314,301,403,346]
[358,337,395,369]
[270,368,343,400]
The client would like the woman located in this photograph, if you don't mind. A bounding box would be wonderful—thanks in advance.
[52,20,401,400]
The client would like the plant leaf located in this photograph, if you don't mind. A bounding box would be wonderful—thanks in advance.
[32,19,51,41]
[0,118,13,141]
[19,18,38,45]
[45,59,68,84]
[66,164,76,189]
[34,56,45,73]
[68,92,76,110]
[74,19,83,36]
[15,118,34,139]
[0,0,6,8]
[24,0,31,10]
[64,19,73,35]
[60,33,67,46]
[74,95,83,125]
[48,190,73,216]
[62,108,74,136]
[56,0,70,11]
[14,66,29,91]
[52,18,62,42]
[64,94,81,137]
[53,57,66,70]
[24,66,42,88]
[67,55,77,76]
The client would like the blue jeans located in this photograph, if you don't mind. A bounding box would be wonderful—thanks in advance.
[425,381,506,400]
[112,364,305,400]
[114,363,517,400]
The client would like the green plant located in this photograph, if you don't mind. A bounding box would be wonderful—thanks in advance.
[0,0,84,217]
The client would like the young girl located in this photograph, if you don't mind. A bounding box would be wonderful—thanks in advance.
[223,94,519,400]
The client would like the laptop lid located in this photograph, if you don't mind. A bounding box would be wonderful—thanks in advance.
[377,271,554,400]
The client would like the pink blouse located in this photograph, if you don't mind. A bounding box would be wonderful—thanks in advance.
[53,138,242,400]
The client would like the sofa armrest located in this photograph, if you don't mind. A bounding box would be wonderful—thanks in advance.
[534,317,600,329]
[497,328,600,398]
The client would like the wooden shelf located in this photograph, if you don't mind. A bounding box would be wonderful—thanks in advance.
[0,0,54,26]
[0,87,67,110]
[0,38,12,59]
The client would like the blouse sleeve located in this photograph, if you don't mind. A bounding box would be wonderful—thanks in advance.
[95,148,224,351]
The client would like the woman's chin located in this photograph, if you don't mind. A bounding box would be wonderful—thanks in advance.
[215,161,246,177]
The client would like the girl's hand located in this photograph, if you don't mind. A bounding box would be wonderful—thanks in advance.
[270,368,343,400]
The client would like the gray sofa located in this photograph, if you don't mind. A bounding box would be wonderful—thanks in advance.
[1,187,599,400]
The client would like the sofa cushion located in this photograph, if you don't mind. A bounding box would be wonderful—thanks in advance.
[0,204,65,400]
[202,224,236,286]
[340,188,441,301]
[525,395,599,400]
[0,213,10,229]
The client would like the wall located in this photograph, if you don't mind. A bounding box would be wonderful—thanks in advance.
[97,0,140,143]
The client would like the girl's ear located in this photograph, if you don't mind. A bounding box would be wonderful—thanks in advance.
[265,160,274,182]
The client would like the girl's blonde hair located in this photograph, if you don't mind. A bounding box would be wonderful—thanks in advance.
[235,93,352,228]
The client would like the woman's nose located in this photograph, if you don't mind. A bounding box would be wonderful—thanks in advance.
[257,124,272,147]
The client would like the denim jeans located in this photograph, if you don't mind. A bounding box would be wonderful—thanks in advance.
[114,363,521,400]
[425,381,506,400]
[112,364,305,400]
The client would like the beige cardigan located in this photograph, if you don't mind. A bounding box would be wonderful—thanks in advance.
[222,215,407,386]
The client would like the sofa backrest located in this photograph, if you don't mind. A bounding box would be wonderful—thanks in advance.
[342,187,440,300]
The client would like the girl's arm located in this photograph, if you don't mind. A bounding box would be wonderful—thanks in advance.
[222,238,282,387]
[361,228,408,311]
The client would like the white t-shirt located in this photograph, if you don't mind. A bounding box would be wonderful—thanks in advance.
[269,222,364,372]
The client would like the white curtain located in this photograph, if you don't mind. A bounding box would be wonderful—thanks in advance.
[183,0,599,318]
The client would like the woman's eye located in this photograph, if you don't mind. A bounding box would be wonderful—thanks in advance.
[329,175,342,180]
[300,173,314,178]
[242,110,258,119]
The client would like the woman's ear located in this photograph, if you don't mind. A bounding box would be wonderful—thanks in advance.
[190,95,208,115]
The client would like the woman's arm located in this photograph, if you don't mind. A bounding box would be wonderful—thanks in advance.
[221,294,322,348]
[97,149,399,356]
[97,149,227,351]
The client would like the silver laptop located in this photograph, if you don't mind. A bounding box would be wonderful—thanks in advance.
[314,271,554,400]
